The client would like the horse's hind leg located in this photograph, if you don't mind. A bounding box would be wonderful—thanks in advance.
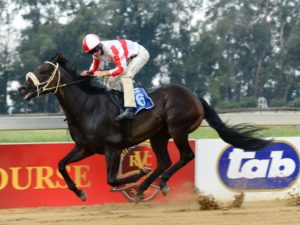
[58,145,94,201]
[136,132,171,203]
[160,133,194,196]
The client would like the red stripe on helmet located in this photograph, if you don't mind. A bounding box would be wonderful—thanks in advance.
[82,36,90,52]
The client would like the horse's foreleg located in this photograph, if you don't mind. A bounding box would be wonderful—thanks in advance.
[135,134,171,203]
[58,145,94,201]
[159,133,194,195]
[105,150,149,187]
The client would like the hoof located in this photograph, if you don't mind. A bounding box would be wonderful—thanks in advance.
[161,183,170,196]
[135,194,144,204]
[140,167,152,175]
[80,190,87,201]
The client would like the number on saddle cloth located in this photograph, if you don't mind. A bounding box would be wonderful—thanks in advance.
[134,88,154,114]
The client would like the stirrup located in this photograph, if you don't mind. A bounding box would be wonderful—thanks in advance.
[116,108,136,121]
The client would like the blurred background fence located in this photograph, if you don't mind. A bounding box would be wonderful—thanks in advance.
[2,109,300,130]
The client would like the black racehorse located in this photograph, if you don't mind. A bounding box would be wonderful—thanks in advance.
[18,53,271,203]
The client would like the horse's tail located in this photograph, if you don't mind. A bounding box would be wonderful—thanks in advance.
[199,97,272,150]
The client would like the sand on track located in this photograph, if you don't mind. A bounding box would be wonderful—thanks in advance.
[0,199,299,225]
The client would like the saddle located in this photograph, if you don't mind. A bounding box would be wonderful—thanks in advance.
[106,88,154,115]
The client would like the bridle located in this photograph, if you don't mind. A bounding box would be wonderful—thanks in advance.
[25,61,93,96]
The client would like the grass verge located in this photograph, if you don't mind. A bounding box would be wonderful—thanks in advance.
[0,126,300,143]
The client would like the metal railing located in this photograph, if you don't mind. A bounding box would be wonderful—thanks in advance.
[0,114,67,130]
[1,110,300,130]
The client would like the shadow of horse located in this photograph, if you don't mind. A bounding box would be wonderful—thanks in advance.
[18,53,272,203]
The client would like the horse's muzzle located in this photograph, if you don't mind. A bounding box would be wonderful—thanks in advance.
[18,83,37,101]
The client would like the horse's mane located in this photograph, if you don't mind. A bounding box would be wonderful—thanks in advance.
[50,53,107,95]
[49,53,78,76]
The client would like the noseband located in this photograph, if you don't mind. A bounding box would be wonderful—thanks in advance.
[26,61,62,96]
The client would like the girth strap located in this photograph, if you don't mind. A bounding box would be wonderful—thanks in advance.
[105,89,124,113]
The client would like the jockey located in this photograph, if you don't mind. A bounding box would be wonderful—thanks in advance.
[81,33,150,121]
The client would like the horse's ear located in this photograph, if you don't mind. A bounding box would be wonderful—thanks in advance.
[51,53,67,65]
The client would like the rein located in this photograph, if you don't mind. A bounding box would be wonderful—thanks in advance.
[26,61,93,96]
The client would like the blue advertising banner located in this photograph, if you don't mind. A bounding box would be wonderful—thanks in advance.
[218,141,299,190]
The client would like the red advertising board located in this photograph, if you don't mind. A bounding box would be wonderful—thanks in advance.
[0,141,195,208]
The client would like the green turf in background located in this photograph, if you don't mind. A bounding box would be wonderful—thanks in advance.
[0,126,300,143]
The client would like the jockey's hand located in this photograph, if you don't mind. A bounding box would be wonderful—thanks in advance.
[81,70,93,76]
[94,70,110,77]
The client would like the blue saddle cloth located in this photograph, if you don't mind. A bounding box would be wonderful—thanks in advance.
[134,88,154,114]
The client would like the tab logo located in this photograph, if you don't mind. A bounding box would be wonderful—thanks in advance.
[218,141,299,190]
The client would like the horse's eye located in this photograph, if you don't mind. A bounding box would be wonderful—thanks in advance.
[39,69,47,75]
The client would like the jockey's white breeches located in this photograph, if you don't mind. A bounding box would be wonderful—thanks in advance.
[107,45,149,108]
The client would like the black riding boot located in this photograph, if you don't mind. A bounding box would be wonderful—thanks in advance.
[116,107,136,121]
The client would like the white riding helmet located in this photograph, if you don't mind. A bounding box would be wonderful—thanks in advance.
[82,34,101,53]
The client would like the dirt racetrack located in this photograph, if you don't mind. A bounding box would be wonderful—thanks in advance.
[1,198,299,225]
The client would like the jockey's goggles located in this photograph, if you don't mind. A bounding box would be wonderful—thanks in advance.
[88,45,101,55]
